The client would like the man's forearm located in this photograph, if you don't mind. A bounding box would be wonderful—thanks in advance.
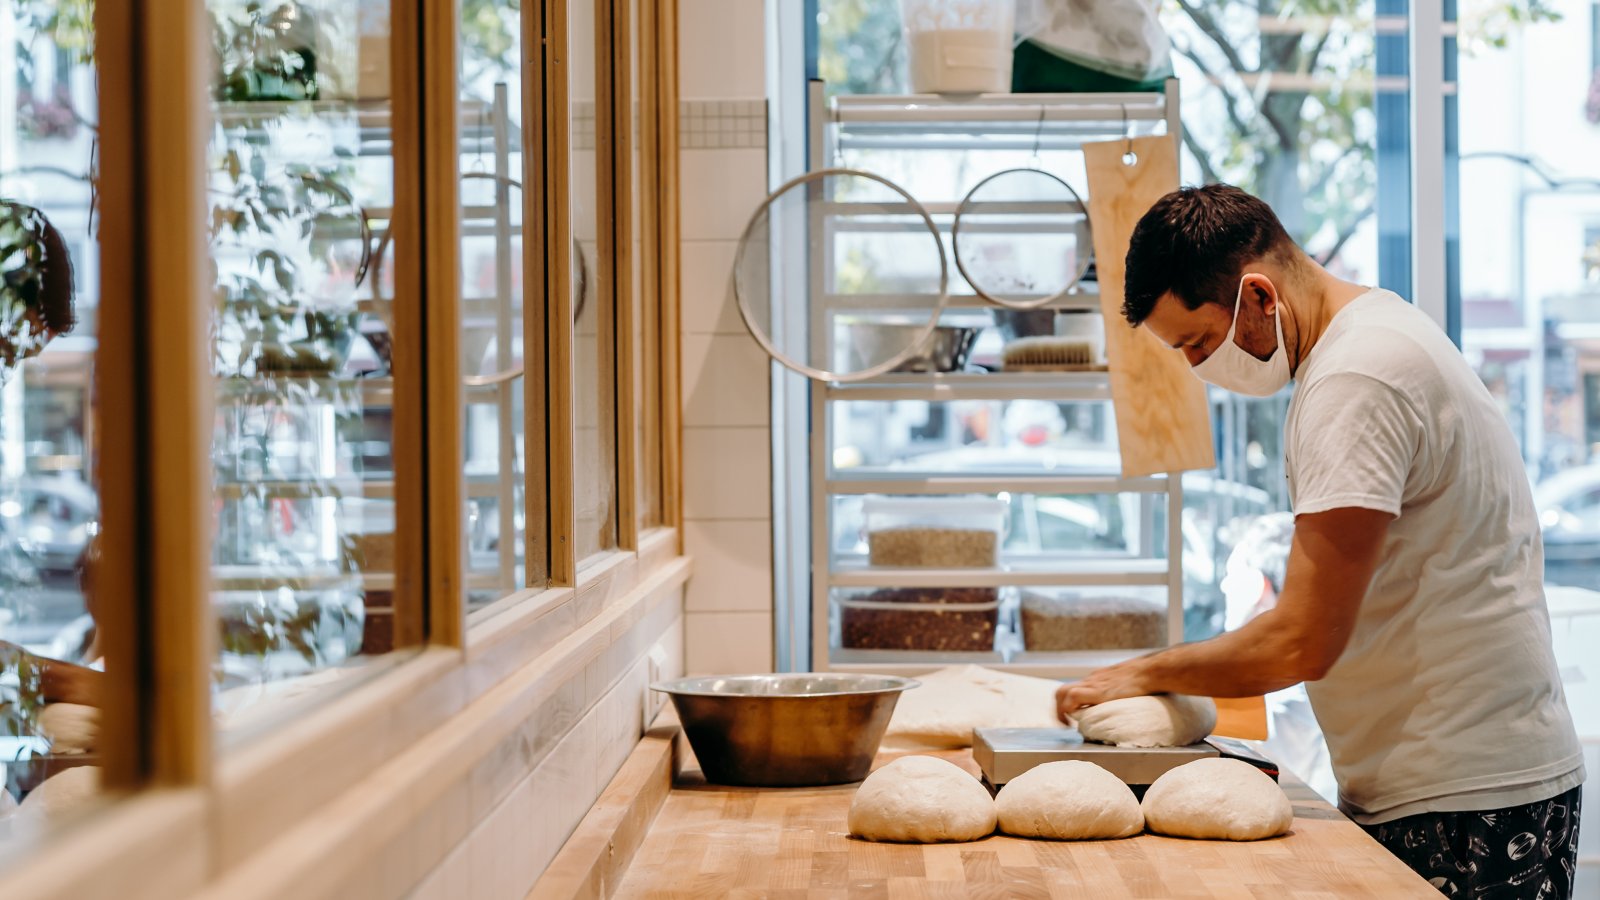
[0,641,103,706]
[1132,608,1324,697]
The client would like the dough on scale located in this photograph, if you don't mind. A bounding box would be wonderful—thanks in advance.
[848,756,996,843]
[38,702,100,755]
[1142,758,1293,841]
[1072,694,1216,748]
[995,761,1143,840]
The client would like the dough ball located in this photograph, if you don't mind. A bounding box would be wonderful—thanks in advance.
[38,702,100,755]
[1073,694,1216,748]
[848,755,996,843]
[1142,758,1293,841]
[995,761,1143,840]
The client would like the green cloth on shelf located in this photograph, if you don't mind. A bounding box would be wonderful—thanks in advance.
[1011,40,1168,94]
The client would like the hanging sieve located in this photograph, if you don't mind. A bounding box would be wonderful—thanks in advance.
[733,167,950,382]
[949,166,1092,310]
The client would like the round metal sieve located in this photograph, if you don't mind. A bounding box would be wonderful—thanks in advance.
[732,167,950,382]
[950,166,1092,310]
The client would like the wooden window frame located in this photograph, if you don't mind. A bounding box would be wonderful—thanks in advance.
[0,0,684,890]
[0,0,214,892]
[192,0,688,870]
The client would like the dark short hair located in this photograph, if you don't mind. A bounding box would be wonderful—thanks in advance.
[36,210,76,335]
[1121,184,1295,327]
[0,201,75,336]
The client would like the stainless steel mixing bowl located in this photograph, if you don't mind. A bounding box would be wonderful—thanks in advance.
[841,323,981,374]
[651,673,919,787]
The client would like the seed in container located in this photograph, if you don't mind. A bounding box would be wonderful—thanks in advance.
[867,527,998,568]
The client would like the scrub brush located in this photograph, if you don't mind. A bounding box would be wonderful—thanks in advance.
[1001,337,1102,372]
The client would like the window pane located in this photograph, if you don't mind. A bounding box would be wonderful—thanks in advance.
[208,0,409,732]
[0,0,112,837]
[1456,0,1600,739]
[572,0,616,558]
[461,0,535,609]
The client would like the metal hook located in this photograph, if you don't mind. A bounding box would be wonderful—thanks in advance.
[1121,104,1138,167]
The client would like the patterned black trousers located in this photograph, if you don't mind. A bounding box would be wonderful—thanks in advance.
[1361,785,1583,899]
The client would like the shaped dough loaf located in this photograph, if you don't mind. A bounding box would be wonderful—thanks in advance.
[995,760,1143,840]
[1073,693,1216,748]
[1142,757,1293,841]
[848,755,996,843]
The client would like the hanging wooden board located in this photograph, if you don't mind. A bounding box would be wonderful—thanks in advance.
[1085,135,1216,478]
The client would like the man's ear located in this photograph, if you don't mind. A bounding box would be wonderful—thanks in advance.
[1239,272,1278,317]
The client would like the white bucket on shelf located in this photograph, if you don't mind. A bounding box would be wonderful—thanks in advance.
[899,0,1016,94]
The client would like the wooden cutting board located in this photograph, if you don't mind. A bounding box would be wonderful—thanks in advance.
[1085,135,1216,479]
[612,749,1436,899]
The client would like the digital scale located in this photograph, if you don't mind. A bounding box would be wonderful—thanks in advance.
[973,728,1280,798]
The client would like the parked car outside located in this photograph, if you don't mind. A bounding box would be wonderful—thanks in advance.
[1,474,96,577]
[1534,464,1600,590]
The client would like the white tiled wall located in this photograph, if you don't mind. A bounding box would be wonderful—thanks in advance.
[677,0,765,99]
[678,0,774,674]
[679,149,768,240]
[681,334,771,428]
[679,241,743,333]
[681,100,768,149]
[684,520,772,612]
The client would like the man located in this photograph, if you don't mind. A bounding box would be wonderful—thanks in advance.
[1057,184,1584,898]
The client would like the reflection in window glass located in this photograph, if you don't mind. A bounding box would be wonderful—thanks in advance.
[461,0,533,608]
[1456,0,1600,740]
[629,0,659,531]
[572,0,616,559]
[207,0,404,731]
[0,0,108,832]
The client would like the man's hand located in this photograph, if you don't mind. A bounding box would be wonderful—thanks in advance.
[1049,506,1392,714]
[1055,657,1152,722]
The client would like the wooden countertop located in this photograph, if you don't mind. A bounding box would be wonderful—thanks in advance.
[612,748,1437,899]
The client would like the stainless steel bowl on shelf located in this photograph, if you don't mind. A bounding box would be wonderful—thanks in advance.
[841,323,981,374]
[991,309,1057,343]
[650,673,919,787]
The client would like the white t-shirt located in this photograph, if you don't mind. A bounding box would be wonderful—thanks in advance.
[1284,288,1585,825]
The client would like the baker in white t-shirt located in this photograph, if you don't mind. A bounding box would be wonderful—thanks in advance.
[1056,184,1584,899]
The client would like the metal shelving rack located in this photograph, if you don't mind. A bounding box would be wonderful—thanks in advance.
[807,80,1186,678]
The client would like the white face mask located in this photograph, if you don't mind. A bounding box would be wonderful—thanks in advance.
[1190,275,1291,397]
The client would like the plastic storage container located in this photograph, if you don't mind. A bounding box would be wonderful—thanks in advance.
[840,589,1000,651]
[1055,310,1106,367]
[863,496,1007,568]
[899,0,1015,94]
[1018,590,1166,650]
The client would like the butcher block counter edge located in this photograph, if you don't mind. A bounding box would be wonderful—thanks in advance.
[527,722,682,899]
[529,715,1438,900]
